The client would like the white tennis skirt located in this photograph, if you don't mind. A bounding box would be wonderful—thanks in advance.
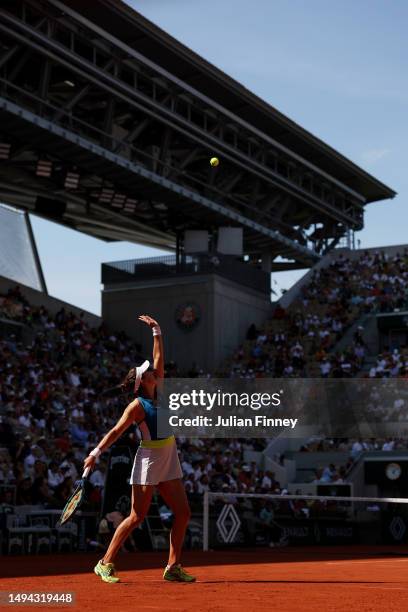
[130,435,183,485]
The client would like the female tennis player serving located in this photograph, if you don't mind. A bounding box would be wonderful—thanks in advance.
[84,315,195,583]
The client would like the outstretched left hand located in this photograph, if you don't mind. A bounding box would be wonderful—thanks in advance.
[138,314,159,328]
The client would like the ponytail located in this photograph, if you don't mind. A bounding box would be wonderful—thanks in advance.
[120,367,137,393]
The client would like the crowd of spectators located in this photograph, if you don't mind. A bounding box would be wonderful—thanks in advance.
[221,249,408,380]
[0,286,277,511]
[177,438,282,512]
[294,435,408,486]
[0,285,145,508]
[1,246,408,513]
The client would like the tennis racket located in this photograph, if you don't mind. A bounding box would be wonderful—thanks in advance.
[58,466,91,525]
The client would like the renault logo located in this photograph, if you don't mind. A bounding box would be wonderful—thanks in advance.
[389,516,406,541]
[216,504,241,543]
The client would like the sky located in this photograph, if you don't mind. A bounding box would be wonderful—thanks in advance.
[27,0,408,314]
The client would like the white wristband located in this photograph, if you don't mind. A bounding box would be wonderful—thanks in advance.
[152,325,162,336]
[89,447,102,458]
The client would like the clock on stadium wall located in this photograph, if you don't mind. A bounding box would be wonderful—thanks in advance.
[385,462,402,481]
[366,459,408,488]
[175,302,201,330]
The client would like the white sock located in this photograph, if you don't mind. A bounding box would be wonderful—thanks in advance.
[166,563,178,570]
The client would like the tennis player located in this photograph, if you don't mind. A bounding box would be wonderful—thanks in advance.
[84,314,195,584]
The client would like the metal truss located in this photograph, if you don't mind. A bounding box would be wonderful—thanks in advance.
[0,0,376,267]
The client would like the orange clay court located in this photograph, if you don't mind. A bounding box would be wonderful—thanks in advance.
[2,547,408,612]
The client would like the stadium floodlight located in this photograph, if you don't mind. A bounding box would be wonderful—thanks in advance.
[36,159,52,178]
[111,194,126,209]
[64,171,80,190]
[123,198,137,212]
[99,188,114,203]
[0,142,11,160]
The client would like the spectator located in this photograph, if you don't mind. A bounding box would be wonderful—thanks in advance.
[48,461,64,490]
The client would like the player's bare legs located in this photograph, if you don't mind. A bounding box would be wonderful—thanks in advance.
[103,484,154,564]
[158,479,192,568]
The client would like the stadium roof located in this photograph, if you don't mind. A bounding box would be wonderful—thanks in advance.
[71,0,395,204]
[0,0,396,270]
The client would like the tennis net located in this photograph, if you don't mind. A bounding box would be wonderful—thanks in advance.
[202,491,408,550]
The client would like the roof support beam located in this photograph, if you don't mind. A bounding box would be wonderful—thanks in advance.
[0,96,320,265]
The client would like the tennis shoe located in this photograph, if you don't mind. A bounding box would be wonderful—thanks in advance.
[94,559,120,583]
[163,564,196,582]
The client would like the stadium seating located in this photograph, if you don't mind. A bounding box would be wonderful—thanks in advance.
[0,246,407,531]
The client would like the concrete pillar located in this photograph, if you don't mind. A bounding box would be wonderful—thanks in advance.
[261,251,272,273]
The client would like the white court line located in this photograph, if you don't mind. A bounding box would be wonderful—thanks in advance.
[360,586,408,591]
[326,558,408,565]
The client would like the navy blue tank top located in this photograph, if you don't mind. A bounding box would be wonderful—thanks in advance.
[137,395,172,441]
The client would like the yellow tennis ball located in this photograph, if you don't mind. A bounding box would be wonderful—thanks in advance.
[210,157,219,167]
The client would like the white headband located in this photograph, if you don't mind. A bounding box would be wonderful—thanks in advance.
[134,360,150,393]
